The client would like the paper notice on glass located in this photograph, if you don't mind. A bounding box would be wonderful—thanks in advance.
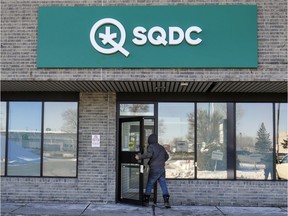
[92,135,100,147]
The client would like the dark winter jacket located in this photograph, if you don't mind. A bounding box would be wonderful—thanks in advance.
[138,134,169,169]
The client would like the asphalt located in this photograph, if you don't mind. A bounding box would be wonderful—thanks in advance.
[1,202,287,216]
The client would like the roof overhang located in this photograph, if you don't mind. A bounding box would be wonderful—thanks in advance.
[1,81,287,93]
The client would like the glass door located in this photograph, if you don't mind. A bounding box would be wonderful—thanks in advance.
[118,117,154,205]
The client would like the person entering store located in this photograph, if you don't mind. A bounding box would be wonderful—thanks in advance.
[135,134,171,208]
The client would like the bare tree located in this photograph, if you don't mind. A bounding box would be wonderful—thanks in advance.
[61,109,77,132]
[187,112,195,143]
[129,104,149,113]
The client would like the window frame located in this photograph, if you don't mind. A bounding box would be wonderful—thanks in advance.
[1,92,79,178]
[235,102,274,180]
[1,101,8,176]
[117,92,287,181]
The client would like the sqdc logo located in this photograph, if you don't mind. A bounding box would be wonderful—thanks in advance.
[90,18,130,57]
[90,18,202,57]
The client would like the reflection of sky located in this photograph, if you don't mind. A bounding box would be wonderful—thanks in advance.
[159,103,287,143]
[0,102,7,130]
[277,103,288,131]
[159,103,194,119]
[9,102,42,131]
[8,102,77,132]
[44,102,77,131]
[236,103,287,137]
[159,103,194,143]
[160,117,189,143]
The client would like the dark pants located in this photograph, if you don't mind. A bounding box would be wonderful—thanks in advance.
[145,168,169,196]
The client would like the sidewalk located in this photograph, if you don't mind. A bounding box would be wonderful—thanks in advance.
[1,202,287,216]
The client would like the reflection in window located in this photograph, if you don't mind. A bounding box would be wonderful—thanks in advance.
[158,103,194,179]
[1,102,7,176]
[121,163,140,200]
[7,102,42,176]
[121,121,140,152]
[120,104,154,116]
[43,102,78,177]
[197,103,227,179]
[275,103,288,180]
[236,103,273,180]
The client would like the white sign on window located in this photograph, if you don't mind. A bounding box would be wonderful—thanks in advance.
[92,135,100,147]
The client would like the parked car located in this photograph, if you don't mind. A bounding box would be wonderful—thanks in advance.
[276,154,288,180]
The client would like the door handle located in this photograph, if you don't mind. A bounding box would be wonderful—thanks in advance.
[140,165,144,173]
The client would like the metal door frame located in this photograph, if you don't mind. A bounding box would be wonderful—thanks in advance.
[118,117,145,205]
[118,117,156,205]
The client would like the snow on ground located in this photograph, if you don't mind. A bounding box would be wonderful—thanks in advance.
[165,160,268,179]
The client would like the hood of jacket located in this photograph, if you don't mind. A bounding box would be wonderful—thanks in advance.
[148,134,158,145]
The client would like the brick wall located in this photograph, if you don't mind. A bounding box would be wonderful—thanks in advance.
[165,180,287,206]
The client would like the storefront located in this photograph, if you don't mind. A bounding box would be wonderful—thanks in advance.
[1,1,287,207]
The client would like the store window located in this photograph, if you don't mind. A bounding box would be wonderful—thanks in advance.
[197,103,227,179]
[236,103,273,180]
[3,101,78,177]
[118,101,286,180]
[275,103,288,180]
[43,102,78,177]
[158,103,195,179]
[7,102,42,176]
[1,102,7,176]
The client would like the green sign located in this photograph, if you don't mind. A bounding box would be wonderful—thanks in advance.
[37,5,257,68]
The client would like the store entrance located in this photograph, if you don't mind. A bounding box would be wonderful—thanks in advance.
[118,117,155,205]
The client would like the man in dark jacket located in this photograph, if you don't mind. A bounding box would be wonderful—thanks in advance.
[135,134,171,208]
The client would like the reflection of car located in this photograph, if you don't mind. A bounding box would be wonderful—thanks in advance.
[276,155,288,180]
[236,150,251,163]
[237,150,250,155]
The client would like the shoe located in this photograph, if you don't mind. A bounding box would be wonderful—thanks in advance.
[143,194,150,207]
[163,195,171,208]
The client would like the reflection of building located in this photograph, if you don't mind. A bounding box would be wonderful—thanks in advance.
[8,131,41,153]
[44,132,77,153]
[7,131,77,157]
[219,120,227,144]
[277,131,288,155]
[175,141,188,152]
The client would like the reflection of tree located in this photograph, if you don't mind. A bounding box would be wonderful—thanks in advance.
[236,105,244,128]
[237,134,254,150]
[215,104,227,120]
[120,104,129,112]
[198,143,227,171]
[61,109,77,132]
[255,123,272,152]
[187,113,194,143]
[158,119,165,140]
[196,108,226,171]
[120,104,149,114]
[197,110,223,144]
[129,104,149,113]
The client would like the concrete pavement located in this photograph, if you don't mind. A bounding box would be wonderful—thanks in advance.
[1,202,287,216]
